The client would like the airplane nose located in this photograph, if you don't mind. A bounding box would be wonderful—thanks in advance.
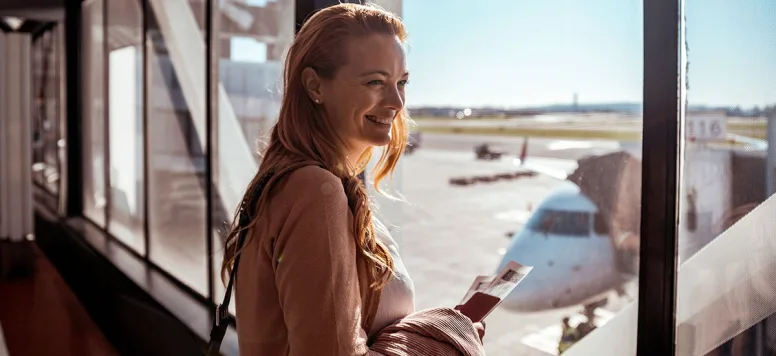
[496,235,559,311]
[500,279,561,312]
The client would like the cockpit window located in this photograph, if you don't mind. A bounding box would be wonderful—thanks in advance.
[527,209,591,236]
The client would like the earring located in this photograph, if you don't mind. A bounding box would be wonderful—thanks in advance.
[315,98,322,104]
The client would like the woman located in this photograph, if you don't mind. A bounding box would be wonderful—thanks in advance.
[220,3,485,355]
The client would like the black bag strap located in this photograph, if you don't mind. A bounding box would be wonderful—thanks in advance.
[206,173,272,355]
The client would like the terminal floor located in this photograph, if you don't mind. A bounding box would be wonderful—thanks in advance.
[0,245,118,356]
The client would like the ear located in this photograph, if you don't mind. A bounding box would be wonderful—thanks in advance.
[301,67,323,103]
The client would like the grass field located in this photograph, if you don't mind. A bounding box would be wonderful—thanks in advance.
[408,116,767,141]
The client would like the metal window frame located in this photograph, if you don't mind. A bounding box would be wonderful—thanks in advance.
[205,0,216,303]
[101,0,112,231]
[56,24,68,213]
[64,0,84,217]
[62,0,378,311]
[636,0,682,355]
[142,0,151,262]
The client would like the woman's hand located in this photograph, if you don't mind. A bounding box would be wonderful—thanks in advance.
[473,321,486,342]
[454,304,486,342]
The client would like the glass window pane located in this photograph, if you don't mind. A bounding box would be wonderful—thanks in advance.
[368,1,643,354]
[211,0,296,313]
[32,26,64,195]
[32,31,47,189]
[31,25,65,197]
[107,0,145,253]
[55,25,66,197]
[146,0,208,296]
[82,0,107,227]
[675,1,776,354]
[45,26,64,196]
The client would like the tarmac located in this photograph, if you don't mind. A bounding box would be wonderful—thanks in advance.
[366,134,637,355]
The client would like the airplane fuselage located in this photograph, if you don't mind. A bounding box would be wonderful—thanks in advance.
[496,183,628,312]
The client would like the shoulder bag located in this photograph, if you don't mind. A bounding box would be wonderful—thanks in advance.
[205,172,272,355]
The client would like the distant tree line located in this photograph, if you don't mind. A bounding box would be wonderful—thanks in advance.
[726,104,776,118]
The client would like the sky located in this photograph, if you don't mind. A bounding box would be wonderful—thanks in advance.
[397,0,775,109]
[235,0,776,109]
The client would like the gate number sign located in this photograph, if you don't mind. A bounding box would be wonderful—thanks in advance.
[687,115,727,141]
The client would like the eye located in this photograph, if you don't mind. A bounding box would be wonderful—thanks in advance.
[367,79,384,85]
[398,79,409,87]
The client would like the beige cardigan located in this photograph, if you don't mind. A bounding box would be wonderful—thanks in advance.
[234,163,484,355]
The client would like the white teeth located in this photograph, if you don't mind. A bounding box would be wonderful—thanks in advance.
[366,115,391,125]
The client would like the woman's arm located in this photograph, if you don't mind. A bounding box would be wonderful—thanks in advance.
[271,166,369,356]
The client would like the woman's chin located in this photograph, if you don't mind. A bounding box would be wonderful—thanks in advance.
[363,135,393,148]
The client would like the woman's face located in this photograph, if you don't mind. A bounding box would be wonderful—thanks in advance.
[306,34,408,162]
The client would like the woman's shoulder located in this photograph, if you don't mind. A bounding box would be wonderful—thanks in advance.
[285,164,340,185]
[256,164,350,244]
[276,164,347,202]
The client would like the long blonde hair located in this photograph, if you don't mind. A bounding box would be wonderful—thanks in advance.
[221,3,409,290]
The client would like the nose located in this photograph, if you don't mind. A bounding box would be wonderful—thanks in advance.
[384,85,404,112]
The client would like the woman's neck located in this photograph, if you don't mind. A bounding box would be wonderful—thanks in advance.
[345,146,369,172]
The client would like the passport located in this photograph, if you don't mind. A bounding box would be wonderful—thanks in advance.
[455,260,533,322]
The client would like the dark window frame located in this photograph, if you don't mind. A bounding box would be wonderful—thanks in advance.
[637,0,682,355]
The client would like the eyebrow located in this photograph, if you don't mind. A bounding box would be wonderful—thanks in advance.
[358,70,410,77]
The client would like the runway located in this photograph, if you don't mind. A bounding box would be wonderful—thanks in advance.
[413,132,639,160]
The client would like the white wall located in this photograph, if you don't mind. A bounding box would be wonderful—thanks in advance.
[0,33,33,242]
[677,146,732,265]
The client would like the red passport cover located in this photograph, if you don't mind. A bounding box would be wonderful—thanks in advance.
[455,292,501,323]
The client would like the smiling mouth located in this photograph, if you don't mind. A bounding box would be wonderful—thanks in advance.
[365,115,392,126]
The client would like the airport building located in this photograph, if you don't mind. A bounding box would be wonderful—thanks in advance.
[1,1,774,355]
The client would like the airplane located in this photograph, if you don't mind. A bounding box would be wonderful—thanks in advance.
[496,179,633,312]
[493,132,769,315]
